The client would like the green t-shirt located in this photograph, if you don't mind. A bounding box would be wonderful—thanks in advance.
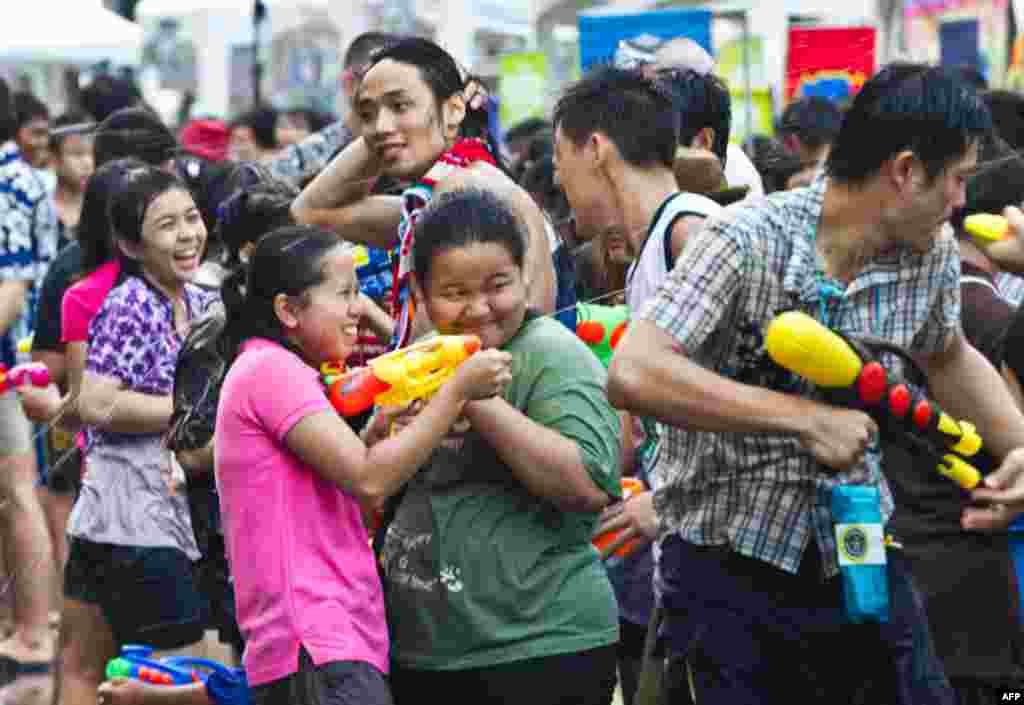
[381,314,622,670]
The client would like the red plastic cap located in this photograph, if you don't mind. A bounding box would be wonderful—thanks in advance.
[888,385,911,417]
[609,321,628,350]
[463,337,481,355]
[577,320,605,345]
[913,400,932,429]
[857,362,887,405]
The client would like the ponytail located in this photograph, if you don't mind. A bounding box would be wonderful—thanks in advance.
[213,225,340,365]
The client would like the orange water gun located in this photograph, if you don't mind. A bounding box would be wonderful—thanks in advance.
[764,311,987,490]
[592,477,646,560]
[321,335,481,417]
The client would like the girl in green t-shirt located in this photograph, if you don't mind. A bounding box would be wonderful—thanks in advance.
[378,188,623,705]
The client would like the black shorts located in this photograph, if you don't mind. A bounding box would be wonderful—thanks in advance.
[390,645,618,705]
[63,536,206,649]
[251,647,393,705]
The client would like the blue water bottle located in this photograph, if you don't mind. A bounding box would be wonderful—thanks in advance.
[831,485,889,623]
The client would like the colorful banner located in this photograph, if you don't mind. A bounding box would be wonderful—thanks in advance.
[577,8,712,72]
[785,26,876,104]
[498,52,548,129]
[903,0,1009,87]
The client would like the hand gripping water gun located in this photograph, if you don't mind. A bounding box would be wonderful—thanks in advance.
[764,311,987,490]
[963,213,1010,244]
[592,477,646,559]
[576,302,628,368]
[0,362,49,394]
[107,646,249,705]
[321,335,481,417]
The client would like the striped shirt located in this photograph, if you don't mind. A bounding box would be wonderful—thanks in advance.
[639,176,960,577]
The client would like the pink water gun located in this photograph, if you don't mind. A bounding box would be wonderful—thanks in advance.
[0,363,49,394]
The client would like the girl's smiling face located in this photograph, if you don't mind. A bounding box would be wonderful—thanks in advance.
[130,188,206,295]
[285,246,362,366]
[416,241,527,350]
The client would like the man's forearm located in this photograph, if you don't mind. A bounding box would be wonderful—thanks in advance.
[924,335,1024,460]
[608,342,815,436]
[293,136,377,215]
[0,280,27,336]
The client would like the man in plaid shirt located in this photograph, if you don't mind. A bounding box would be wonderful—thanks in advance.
[609,64,1024,702]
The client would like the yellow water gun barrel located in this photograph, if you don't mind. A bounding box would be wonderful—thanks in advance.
[764,311,864,388]
[963,213,1009,244]
[371,335,481,407]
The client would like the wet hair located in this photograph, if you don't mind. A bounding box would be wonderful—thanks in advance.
[656,68,731,168]
[519,155,571,224]
[107,164,191,281]
[219,225,344,361]
[412,188,526,289]
[505,117,549,146]
[12,92,49,129]
[231,107,279,151]
[79,74,142,123]
[742,134,804,194]
[215,178,297,269]
[365,37,508,174]
[49,111,95,155]
[76,158,149,279]
[344,32,399,71]
[777,97,843,151]
[826,63,992,185]
[553,65,678,170]
[94,106,179,168]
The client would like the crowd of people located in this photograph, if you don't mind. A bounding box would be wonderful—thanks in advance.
[1,27,1024,705]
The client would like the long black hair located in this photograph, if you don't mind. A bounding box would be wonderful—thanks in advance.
[76,157,148,279]
[219,225,343,362]
[366,37,508,175]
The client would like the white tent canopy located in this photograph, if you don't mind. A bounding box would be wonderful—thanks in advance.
[1,1,143,65]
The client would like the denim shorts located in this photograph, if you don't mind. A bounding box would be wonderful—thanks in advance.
[656,535,956,705]
[63,536,207,649]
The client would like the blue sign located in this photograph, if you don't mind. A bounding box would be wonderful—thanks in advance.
[578,8,713,72]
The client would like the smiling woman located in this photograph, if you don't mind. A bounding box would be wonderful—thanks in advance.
[292,37,556,349]
[60,164,219,705]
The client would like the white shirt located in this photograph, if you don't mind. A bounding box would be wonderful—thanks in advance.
[725,143,764,199]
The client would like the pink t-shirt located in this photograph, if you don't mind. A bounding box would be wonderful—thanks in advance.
[60,260,121,343]
[215,338,389,686]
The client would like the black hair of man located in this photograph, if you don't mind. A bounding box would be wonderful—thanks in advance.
[777,96,843,151]
[657,68,731,167]
[553,65,678,170]
[230,106,278,151]
[826,63,992,185]
[344,32,400,70]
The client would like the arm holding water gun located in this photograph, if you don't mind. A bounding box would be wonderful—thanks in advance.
[765,311,989,489]
[965,209,1024,274]
[765,311,1024,529]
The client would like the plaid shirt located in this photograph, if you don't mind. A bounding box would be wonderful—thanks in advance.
[267,121,353,187]
[640,176,960,577]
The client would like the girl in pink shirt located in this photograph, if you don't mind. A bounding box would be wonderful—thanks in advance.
[214,225,511,705]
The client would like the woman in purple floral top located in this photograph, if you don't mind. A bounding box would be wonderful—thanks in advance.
[58,164,216,705]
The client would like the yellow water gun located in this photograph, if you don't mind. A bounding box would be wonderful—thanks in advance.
[963,213,1010,244]
[321,335,481,417]
[765,311,986,489]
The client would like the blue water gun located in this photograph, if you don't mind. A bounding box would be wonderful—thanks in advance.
[106,646,249,705]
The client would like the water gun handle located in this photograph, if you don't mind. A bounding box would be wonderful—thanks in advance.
[593,478,646,560]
